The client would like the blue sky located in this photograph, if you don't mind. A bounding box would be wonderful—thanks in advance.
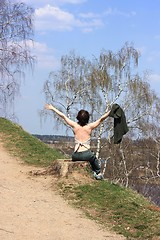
[15,0,160,135]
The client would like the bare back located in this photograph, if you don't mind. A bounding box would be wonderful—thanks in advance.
[73,123,92,152]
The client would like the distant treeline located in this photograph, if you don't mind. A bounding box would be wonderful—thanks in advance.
[33,134,74,143]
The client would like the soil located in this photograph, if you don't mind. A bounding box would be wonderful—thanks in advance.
[0,142,125,240]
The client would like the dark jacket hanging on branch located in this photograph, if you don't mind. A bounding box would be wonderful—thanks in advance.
[109,104,129,144]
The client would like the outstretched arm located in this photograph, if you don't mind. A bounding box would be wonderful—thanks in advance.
[89,110,111,130]
[45,104,76,128]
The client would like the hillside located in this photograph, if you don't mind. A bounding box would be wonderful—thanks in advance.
[0,117,65,166]
[0,117,160,240]
[0,135,125,240]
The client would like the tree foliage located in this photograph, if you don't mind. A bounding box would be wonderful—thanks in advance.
[0,0,34,118]
[44,43,158,138]
[43,43,160,187]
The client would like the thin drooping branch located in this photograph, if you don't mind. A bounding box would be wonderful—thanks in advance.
[0,0,34,118]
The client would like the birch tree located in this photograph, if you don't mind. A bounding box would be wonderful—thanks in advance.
[44,43,157,138]
[43,43,159,186]
[0,0,34,118]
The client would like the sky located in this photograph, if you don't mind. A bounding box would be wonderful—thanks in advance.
[15,0,160,135]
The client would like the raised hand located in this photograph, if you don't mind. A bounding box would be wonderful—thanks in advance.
[45,104,53,110]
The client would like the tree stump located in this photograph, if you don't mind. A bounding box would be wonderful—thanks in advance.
[50,159,89,177]
[29,159,89,178]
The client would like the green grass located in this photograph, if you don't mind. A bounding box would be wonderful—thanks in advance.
[62,181,160,240]
[0,117,160,240]
[0,117,65,166]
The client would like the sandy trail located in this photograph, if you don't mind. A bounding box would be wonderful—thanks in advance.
[0,143,125,240]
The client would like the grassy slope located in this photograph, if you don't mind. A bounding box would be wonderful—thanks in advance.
[0,117,160,240]
[0,117,65,166]
[68,182,160,240]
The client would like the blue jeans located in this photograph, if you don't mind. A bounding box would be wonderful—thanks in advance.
[72,150,100,174]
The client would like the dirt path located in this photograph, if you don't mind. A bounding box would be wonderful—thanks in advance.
[0,143,125,240]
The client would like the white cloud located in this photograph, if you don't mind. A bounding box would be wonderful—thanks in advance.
[76,18,103,29]
[25,3,134,34]
[103,7,136,18]
[79,12,100,19]
[35,5,76,31]
[35,5,73,21]
[27,40,59,70]
[35,4,103,32]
